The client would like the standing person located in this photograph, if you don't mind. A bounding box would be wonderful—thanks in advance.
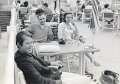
[26,9,54,43]
[74,0,85,21]
[15,31,62,84]
[42,3,53,22]
[42,3,53,15]
[16,0,21,8]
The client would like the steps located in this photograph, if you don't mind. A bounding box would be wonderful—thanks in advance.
[0,11,11,32]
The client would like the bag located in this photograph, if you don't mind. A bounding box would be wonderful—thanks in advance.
[99,70,119,84]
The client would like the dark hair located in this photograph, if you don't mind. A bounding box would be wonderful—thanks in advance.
[76,0,80,3]
[37,12,46,19]
[62,12,73,22]
[43,3,48,7]
[24,1,28,7]
[16,31,32,48]
[104,4,109,8]
[17,1,20,3]
[35,8,44,15]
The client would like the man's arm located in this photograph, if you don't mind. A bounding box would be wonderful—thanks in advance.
[58,23,64,40]
[48,26,54,41]
[17,60,59,84]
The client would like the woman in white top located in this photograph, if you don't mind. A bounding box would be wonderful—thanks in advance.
[58,12,78,41]
[58,12,100,68]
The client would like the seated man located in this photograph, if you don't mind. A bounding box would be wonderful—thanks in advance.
[15,31,62,84]
[26,9,54,43]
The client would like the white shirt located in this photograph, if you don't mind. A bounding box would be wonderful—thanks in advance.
[58,22,75,40]
[101,8,113,13]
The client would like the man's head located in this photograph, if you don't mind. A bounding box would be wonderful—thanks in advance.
[42,3,48,8]
[24,1,28,7]
[76,0,81,5]
[37,13,46,25]
[104,4,109,9]
[35,8,44,15]
[17,0,20,4]
[16,31,33,53]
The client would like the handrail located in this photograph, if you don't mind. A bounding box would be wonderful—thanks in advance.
[4,0,19,84]
[4,31,16,84]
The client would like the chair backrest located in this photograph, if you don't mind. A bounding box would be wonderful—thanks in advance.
[84,9,92,13]
[46,14,53,22]
[103,12,114,18]
[15,62,26,84]
[19,7,29,15]
[84,9,92,18]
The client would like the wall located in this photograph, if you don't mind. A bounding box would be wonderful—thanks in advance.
[0,0,13,5]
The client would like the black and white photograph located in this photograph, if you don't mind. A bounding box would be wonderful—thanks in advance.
[0,0,120,84]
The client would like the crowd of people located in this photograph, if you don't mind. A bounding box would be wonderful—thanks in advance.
[14,0,116,84]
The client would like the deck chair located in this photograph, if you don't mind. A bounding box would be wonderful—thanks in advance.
[82,8,92,23]
[46,14,54,22]
[102,12,115,30]
[46,22,59,40]
[15,62,26,84]
[19,7,29,19]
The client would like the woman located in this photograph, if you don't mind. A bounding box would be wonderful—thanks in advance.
[57,12,79,71]
[58,12,100,69]
[58,12,78,41]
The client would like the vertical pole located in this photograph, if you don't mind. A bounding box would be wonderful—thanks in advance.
[79,52,85,75]
[58,0,61,23]
[0,26,2,39]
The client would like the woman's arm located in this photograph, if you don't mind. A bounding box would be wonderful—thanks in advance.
[71,22,79,40]
[47,26,54,41]
[58,23,64,40]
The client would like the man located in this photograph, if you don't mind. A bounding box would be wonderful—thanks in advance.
[27,9,54,43]
[42,3,53,22]
[15,31,62,84]
[42,3,53,15]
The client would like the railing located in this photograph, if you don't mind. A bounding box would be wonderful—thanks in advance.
[4,1,19,84]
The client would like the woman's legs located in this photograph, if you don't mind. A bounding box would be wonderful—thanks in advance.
[85,53,100,66]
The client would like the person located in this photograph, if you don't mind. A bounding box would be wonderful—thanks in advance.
[15,31,62,84]
[42,3,53,15]
[58,12,100,67]
[16,0,21,8]
[57,12,79,63]
[100,4,113,24]
[26,9,54,43]
[29,8,44,24]
[101,4,113,13]
[42,3,53,22]
[74,0,85,21]
[58,12,79,41]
